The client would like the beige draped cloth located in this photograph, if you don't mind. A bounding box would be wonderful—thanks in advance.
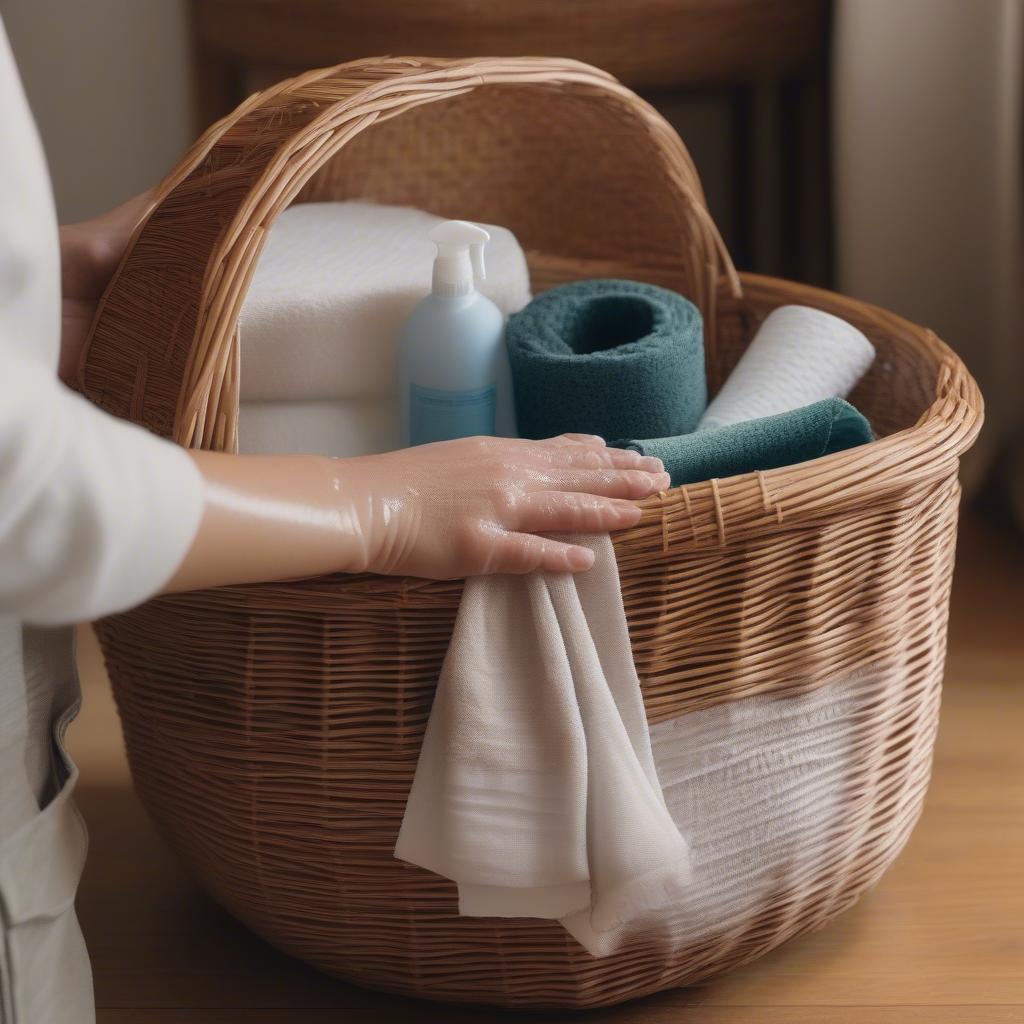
[395,534,692,956]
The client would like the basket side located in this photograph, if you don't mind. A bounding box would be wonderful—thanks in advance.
[77,53,985,1012]
[95,445,960,1008]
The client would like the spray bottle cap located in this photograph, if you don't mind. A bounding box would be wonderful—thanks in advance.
[429,220,490,298]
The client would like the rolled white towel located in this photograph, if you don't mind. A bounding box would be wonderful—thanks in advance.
[238,201,532,403]
[698,305,875,431]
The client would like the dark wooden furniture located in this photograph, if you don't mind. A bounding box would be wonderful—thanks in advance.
[190,0,831,280]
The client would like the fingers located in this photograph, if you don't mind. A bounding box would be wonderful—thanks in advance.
[485,531,596,574]
[484,434,664,475]
[552,445,663,472]
[513,492,641,534]
[543,432,606,447]
[526,437,664,473]
[548,466,671,499]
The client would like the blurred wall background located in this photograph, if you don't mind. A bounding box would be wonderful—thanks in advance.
[0,0,194,222]
[834,0,1023,499]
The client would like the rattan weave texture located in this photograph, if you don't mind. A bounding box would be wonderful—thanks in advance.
[79,57,982,1009]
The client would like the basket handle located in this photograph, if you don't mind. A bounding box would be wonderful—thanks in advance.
[77,56,738,451]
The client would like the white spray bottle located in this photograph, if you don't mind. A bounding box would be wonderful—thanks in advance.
[397,220,516,446]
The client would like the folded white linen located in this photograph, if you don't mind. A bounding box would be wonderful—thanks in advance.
[238,201,532,402]
[237,398,399,457]
[697,305,875,431]
[395,534,691,954]
[567,667,872,955]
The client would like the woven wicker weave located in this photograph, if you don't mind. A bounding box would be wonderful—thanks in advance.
[78,57,982,1010]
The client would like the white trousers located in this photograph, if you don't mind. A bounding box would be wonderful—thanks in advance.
[0,620,93,1024]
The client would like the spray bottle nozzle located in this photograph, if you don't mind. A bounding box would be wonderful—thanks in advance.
[429,220,491,297]
[470,241,486,281]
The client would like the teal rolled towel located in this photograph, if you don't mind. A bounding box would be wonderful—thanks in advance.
[616,398,874,487]
[505,280,706,441]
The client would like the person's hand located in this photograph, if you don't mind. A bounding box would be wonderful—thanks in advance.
[169,434,669,592]
[58,191,153,384]
[343,433,669,576]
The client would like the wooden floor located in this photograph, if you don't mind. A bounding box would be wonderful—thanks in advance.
[69,508,1024,1024]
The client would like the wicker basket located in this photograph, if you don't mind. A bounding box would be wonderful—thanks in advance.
[79,57,982,1010]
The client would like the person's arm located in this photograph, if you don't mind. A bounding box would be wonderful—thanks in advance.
[1,15,668,628]
[21,200,667,623]
[168,435,668,591]
[0,349,665,625]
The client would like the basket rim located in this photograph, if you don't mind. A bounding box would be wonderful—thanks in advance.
[606,270,984,556]
[166,265,979,599]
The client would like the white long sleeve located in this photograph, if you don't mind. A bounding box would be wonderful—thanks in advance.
[0,348,203,625]
[1,18,203,626]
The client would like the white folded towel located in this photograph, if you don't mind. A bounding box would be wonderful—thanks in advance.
[395,534,691,955]
[238,201,532,403]
[238,398,399,457]
[697,305,875,430]
[571,666,873,956]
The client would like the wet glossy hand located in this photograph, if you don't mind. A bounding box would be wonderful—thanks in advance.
[342,433,669,577]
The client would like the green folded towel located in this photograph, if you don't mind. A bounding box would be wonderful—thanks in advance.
[505,279,706,441]
[616,398,874,487]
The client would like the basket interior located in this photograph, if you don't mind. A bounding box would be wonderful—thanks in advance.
[281,84,939,441]
[296,84,696,264]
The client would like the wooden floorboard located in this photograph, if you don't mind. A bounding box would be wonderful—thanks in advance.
[69,508,1024,1023]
